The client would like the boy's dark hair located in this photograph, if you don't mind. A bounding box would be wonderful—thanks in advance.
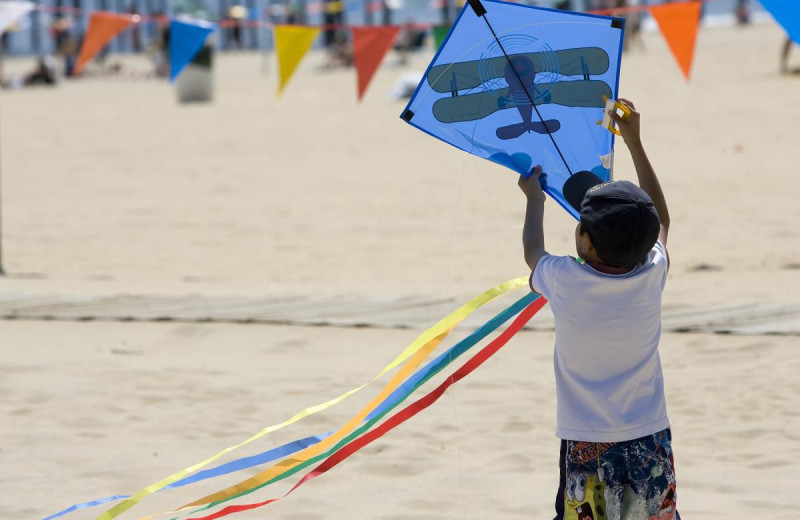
[566,172,660,268]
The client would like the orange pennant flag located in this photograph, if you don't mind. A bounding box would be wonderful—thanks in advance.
[75,11,138,75]
[650,0,702,81]
[352,26,400,101]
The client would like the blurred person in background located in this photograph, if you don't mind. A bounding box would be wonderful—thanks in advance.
[50,16,79,76]
[1,55,57,88]
[735,0,750,25]
[780,37,799,75]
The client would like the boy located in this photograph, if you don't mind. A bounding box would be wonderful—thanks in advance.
[518,99,679,520]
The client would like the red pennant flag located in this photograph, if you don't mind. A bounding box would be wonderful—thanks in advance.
[75,11,138,75]
[650,0,702,81]
[352,26,400,101]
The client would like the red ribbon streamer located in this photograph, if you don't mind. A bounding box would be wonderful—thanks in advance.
[187,295,548,520]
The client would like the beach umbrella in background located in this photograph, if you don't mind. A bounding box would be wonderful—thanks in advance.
[273,24,320,96]
[351,26,400,100]
[649,0,702,80]
[169,18,216,82]
[74,11,139,75]
[0,1,34,36]
[401,0,625,220]
[759,0,800,44]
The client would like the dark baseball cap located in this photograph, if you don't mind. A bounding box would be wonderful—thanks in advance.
[563,170,660,268]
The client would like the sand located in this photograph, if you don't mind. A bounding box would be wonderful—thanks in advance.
[1,20,799,520]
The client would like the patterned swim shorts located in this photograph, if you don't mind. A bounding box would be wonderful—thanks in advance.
[553,428,679,520]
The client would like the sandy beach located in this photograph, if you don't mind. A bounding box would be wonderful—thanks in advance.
[1,19,799,520]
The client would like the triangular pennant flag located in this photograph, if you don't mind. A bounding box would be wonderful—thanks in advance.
[432,24,450,50]
[0,1,34,35]
[74,11,138,75]
[169,18,215,82]
[650,0,702,80]
[760,0,800,45]
[274,25,321,96]
[351,26,400,100]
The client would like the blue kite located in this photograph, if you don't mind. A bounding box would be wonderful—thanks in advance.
[400,0,625,219]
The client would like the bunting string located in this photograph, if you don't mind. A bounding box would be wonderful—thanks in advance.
[2,0,767,91]
[7,0,729,30]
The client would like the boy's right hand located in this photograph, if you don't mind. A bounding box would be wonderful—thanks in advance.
[518,165,546,201]
[609,98,641,146]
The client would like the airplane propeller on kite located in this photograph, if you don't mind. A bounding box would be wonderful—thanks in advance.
[400,0,627,219]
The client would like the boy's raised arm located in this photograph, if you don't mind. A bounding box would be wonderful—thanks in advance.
[519,165,548,272]
[610,99,671,245]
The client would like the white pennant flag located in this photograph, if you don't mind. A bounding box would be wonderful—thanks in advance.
[0,1,35,36]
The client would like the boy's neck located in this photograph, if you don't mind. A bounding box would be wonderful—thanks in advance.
[584,258,635,275]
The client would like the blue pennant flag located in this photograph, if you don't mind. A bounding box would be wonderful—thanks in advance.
[760,0,800,45]
[169,18,216,82]
[400,0,625,220]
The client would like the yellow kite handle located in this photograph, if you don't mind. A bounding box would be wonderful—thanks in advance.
[597,96,632,136]
[613,100,632,121]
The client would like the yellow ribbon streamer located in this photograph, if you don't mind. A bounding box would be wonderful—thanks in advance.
[96,277,526,520]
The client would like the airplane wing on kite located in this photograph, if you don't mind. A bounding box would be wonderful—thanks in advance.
[400,0,625,219]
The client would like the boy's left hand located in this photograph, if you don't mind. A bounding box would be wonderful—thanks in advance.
[518,165,545,201]
[609,98,641,146]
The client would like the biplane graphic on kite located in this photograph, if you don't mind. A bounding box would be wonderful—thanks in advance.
[401,0,626,219]
[426,47,612,142]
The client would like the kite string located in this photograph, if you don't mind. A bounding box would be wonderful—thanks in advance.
[449,118,516,519]
[465,116,511,221]
[449,349,469,520]
[444,161,467,299]
[448,156,468,518]
[447,116,486,517]
[449,149,468,519]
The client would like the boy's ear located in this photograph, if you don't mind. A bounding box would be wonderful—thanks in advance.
[577,226,596,253]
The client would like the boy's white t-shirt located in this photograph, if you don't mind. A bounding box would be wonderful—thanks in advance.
[531,241,670,443]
